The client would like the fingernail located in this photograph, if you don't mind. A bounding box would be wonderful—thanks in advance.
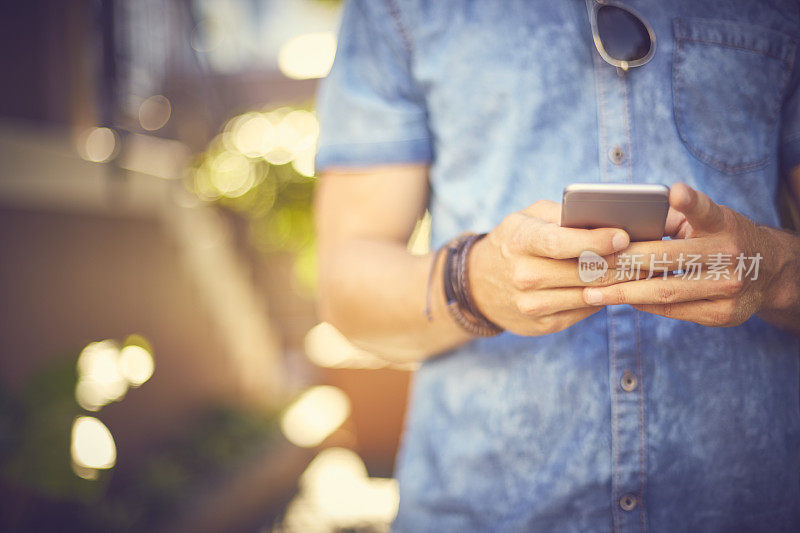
[584,288,603,305]
[612,232,629,252]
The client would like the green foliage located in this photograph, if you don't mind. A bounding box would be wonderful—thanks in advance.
[0,339,282,531]
[187,104,320,295]
[1,354,102,501]
[91,405,281,531]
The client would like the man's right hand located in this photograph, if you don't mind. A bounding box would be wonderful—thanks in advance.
[469,200,631,336]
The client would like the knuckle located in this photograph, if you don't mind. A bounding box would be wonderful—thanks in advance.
[655,286,677,304]
[514,297,528,315]
[659,303,675,318]
[723,300,740,322]
[511,264,537,290]
[605,251,619,270]
[533,316,560,335]
[540,227,561,257]
[498,215,520,240]
[720,239,742,259]
[515,296,541,317]
[710,301,736,326]
[609,285,627,305]
[709,311,730,326]
[726,315,746,327]
[530,199,549,213]
[594,269,616,286]
[721,299,737,315]
[722,277,744,296]
[510,227,532,255]
[499,240,514,260]
[531,315,549,330]
[549,317,570,334]
[502,212,522,227]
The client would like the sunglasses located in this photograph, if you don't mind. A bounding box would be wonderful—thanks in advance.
[585,0,656,71]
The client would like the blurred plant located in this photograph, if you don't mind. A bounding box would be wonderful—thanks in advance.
[0,336,284,532]
[1,352,101,502]
[90,405,281,532]
[1,335,155,502]
[185,104,319,296]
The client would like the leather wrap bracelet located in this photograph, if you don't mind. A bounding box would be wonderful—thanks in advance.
[443,233,504,337]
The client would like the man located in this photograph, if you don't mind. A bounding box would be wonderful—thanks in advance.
[314,1,800,531]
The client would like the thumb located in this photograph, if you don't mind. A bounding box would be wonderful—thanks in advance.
[522,199,561,224]
[669,183,726,234]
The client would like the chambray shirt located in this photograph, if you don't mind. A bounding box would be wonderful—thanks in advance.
[315,1,800,531]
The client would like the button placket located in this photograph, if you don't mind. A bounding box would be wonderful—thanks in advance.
[592,51,646,533]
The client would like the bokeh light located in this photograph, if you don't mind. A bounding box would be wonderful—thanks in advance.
[190,18,224,53]
[78,126,118,163]
[304,322,387,370]
[75,340,127,411]
[231,112,277,157]
[138,95,172,131]
[283,447,400,527]
[278,32,337,80]
[280,385,351,448]
[118,344,155,387]
[291,147,316,177]
[208,150,256,198]
[278,109,319,153]
[71,416,117,471]
[75,339,155,411]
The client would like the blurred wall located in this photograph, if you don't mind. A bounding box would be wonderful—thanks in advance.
[0,2,95,126]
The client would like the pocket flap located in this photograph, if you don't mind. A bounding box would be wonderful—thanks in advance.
[674,18,796,67]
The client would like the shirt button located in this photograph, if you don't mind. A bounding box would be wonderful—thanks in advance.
[621,371,637,392]
[609,145,625,165]
[619,493,638,512]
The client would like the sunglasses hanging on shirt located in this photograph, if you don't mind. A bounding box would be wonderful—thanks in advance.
[585,0,656,71]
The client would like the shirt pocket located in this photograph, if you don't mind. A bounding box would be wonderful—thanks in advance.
[672,18,796,174]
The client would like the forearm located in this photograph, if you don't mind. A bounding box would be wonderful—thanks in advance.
[757,227,800,336]
[318,237,474,363]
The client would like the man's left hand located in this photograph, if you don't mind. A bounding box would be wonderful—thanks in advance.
[582,183,799,329]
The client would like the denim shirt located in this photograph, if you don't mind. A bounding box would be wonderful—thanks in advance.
[315,1,800,531]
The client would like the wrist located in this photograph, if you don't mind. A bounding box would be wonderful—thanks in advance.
[443,233,503,336]
[467,233,495,323]
[760,226,800,313]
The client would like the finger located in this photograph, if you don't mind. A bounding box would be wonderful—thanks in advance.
[517,287,596,316]
[620,236,725,270]
[519,220,630,259]
[522,199,561,224]
[534,237,732,288]
[582,276,742,306]
[664,207,688,238]
[670,183,726,234]
[632,299,739,327]
[512,256,646,290]
[533,306,605,334]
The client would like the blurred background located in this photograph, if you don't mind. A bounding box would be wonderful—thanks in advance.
[0,1,425,531]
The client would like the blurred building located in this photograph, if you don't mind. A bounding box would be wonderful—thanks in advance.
[0,1,411,531]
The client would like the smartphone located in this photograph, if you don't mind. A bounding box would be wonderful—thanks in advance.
[561,183,670,242]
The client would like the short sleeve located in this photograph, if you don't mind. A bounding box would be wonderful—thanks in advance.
[314,0,432,171]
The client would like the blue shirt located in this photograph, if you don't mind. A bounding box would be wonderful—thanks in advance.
[315,1,800,531]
